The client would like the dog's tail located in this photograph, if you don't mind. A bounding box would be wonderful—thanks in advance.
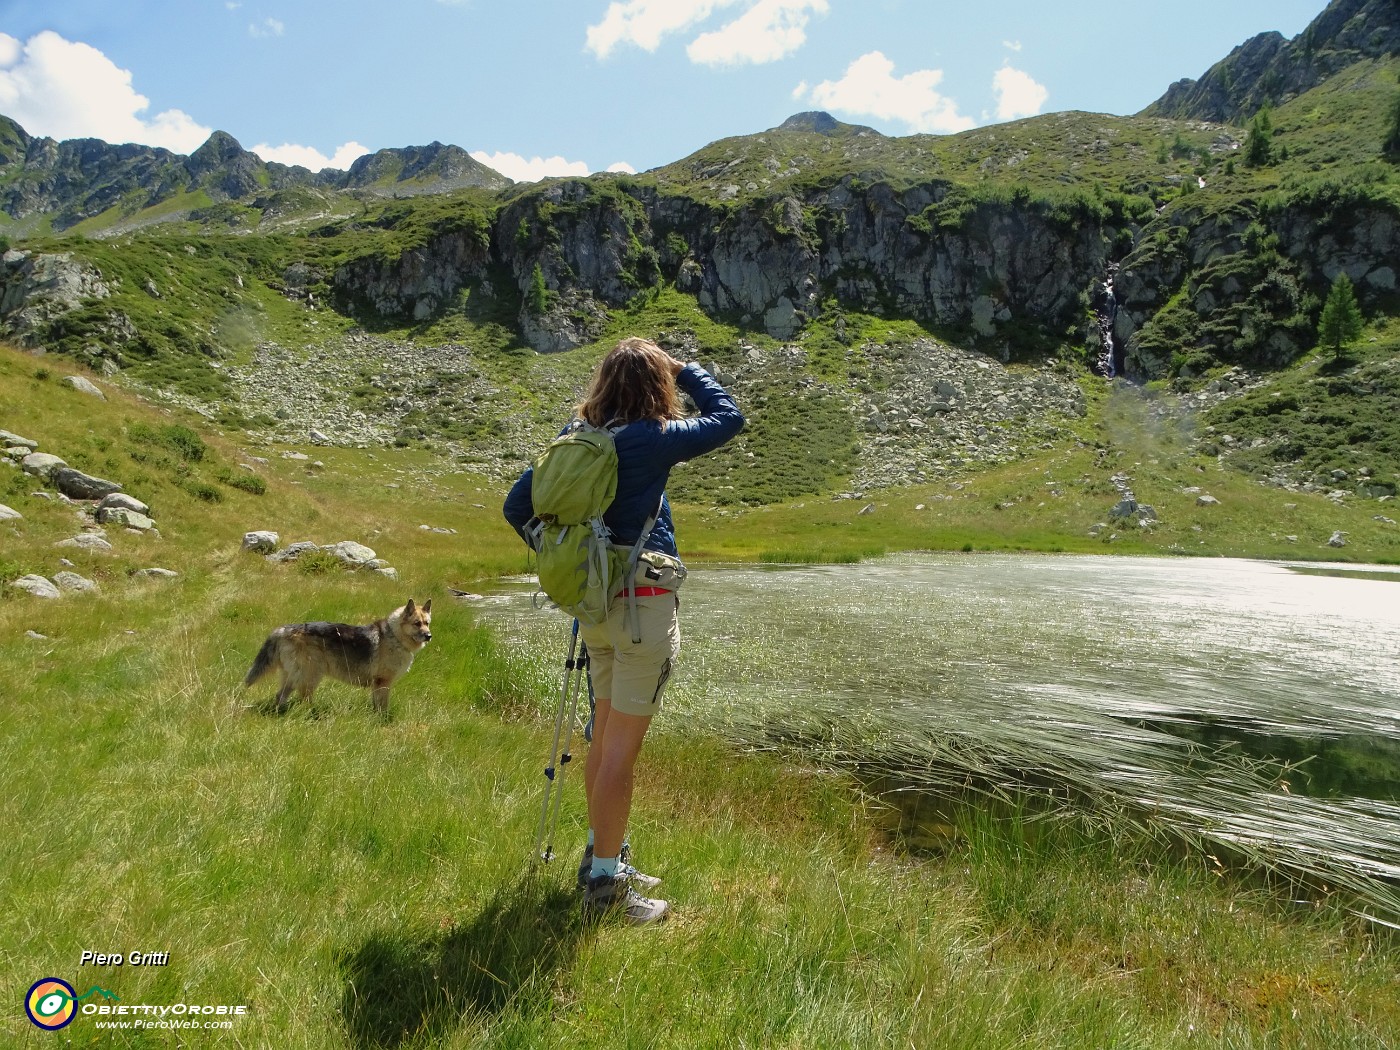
[244,634,279,687]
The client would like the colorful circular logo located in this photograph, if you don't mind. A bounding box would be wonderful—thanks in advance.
[26,978,77,1030]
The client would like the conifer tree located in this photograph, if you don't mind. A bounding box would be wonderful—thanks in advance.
[1318,272,1363,358]
[529,263,549,314]
[1244,107,1274,167]
[1384,91,1400,159]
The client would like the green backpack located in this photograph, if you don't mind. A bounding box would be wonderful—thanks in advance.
[525,420,658,631]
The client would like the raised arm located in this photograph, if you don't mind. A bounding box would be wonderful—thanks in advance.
[659,363,744,466]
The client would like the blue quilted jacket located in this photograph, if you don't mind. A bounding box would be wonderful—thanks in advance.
[503,363,743,558]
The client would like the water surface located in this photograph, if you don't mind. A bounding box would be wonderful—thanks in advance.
[479,554,1400,918]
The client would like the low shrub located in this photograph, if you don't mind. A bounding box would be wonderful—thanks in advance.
[296,548,344,576]
[182,479,223,503]
[128,421,207,462]
[216,467,267,495]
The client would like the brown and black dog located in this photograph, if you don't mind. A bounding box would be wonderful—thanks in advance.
[244,599,432,714]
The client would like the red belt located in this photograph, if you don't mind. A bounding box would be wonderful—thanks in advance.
[617,587,673,598]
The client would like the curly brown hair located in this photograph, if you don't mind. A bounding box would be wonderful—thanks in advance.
[577,337,683,428]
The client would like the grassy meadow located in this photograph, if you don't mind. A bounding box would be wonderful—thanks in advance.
[2,342,1399,1048]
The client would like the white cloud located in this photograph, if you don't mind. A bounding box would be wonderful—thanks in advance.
[1002,39,1022,52]
[687,0,827,67]
[992,64,1047,121]
[470,150,593,182]
[0,30,213,152]
[471,154,635,181]
[586,0,737,59]
[249,17,284,38]
[252,140,368,171]
[586,0,823,66]
[800,51,974,134]
[791,79,808,100]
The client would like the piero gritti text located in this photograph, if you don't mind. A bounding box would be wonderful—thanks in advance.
[80,950,170,966]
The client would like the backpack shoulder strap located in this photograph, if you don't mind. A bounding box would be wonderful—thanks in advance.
[621,494,665,644]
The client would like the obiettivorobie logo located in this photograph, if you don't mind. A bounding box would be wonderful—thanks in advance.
[24,973,250,1033]
[25,978,119,1030]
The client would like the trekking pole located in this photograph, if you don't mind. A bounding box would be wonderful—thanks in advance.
[544,641,588,863]
[534,620,588,864]
[583,659,597,743]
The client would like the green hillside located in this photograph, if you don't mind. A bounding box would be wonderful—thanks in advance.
[3,344,1399,1048]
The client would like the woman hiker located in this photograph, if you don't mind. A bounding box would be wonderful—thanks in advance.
[504,337,743,924]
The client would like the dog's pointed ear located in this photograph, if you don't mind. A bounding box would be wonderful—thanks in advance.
[404,598,416,615]
[421,598,432,614]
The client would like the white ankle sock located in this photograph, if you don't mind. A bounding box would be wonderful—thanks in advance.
[590,855,619,879]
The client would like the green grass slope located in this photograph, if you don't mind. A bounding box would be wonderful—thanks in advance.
[2,343,1399,1048]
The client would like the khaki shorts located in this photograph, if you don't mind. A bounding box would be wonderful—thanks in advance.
[579,592,680,718]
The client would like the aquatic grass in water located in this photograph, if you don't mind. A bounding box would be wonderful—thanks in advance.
[757,548,878,564]
[481,554,1400,924]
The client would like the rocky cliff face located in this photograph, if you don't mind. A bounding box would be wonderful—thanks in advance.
[480,166,1399,378]
[0,248,110,344]
[1112,192,1400,379]
[332,226,493,321]
[486,177,1117,358]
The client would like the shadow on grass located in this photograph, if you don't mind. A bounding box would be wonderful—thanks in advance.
[1317,353,1353,375]
[241,694,396,724]
[241,695,326,720]
[339,874,583,1049]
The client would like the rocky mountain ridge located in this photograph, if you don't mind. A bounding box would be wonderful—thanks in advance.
[1143,0,1399,122]
[0,118,510,235]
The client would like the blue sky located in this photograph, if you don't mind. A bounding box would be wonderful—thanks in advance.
[0,0,1326,182]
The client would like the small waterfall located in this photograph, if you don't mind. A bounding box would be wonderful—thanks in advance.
[1094,264,1121,379]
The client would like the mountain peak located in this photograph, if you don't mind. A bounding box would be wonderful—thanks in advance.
[343,142,511,191]
[187,131,252,171]
[774,111,882,138]
[1142,0,1400,122]
[184,130,267,200]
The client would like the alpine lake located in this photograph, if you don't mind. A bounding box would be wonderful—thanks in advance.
[476,553,1400,925]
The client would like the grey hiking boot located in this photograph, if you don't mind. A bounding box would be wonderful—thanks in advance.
[582,873,669,925]
[576,842,662,892]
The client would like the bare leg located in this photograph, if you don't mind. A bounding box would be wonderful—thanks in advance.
[585,701,652,860]
[583,697,612,816]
